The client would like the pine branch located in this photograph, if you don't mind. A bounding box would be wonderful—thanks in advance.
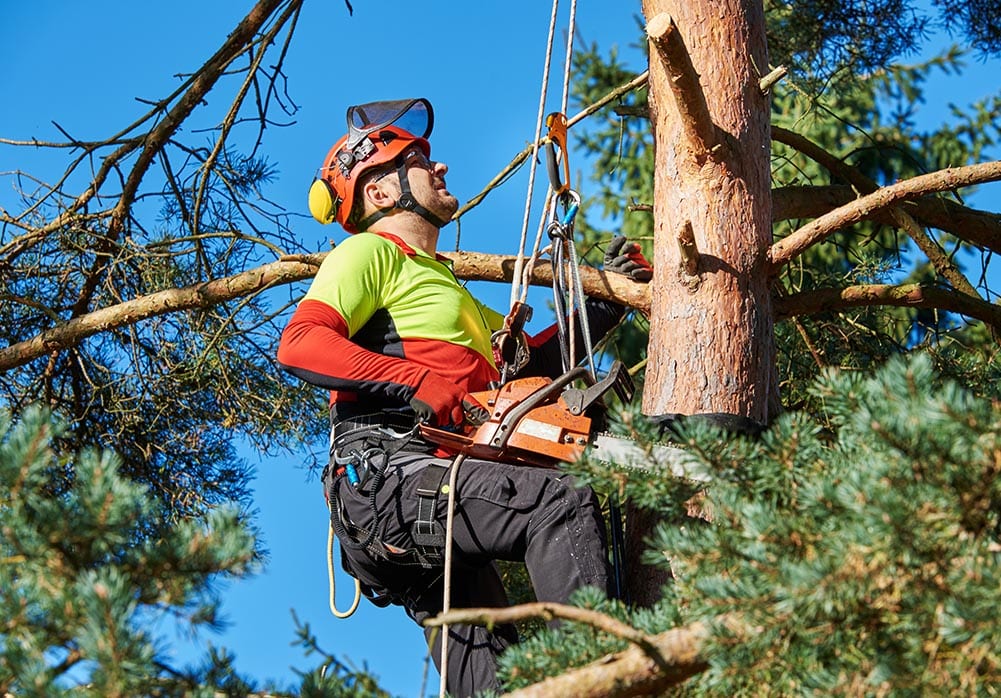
[506,621,715,698]
[425,602,732,697]
[65,0,301,322]
[427,602,662,661]
[772,127,982,299]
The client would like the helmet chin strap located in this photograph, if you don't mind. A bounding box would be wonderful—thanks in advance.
[356,158,449,231]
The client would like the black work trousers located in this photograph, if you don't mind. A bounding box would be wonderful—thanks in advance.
[330,450,611,697]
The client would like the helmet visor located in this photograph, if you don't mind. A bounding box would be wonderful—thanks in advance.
[346,98,433,149]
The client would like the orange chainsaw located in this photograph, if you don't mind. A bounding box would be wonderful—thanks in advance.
[420,361,706,477]
[416,361,631,465]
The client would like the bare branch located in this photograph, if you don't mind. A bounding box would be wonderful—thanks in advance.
[775,283,1001,329]
[0,254,325,372]
[772,185,1001,253]
[454,71,649,221]
[506,621,712,698]
[426,602,730,697]
[0,251,651,372]
[426,603,660,659]
[769,161,1001,271]
[772,127,983,298]
[66,0,301,323]
[759,65,788,93]
[677,220,700,281]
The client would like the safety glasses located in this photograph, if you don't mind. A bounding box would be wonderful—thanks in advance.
[400,148,434,172]
[363,148,435,185]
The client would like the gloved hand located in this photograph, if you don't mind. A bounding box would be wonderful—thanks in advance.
[604,235,653,282]
[410,371,489,428]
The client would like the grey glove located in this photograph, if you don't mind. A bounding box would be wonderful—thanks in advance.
[604,235,653,282]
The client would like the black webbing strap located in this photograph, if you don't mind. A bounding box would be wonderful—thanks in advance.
[410,461,451,567]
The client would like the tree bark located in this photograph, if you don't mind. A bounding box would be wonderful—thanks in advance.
[641,1,778,425]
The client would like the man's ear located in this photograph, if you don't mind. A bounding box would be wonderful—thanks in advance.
[360,177,396,210]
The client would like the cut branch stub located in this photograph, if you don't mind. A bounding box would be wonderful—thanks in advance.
[677,220,701,286]
[758,65,787,94]
[645,12,719,159]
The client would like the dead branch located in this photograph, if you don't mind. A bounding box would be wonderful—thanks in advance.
[425,602,725,698]
[602,105,1001,253]
[505,622,712,698]
[759,65,788,93]
[67,0,300,322]
[0,255,324,372]
[9,241,1001,374]
[677,220,700,280]
[426,603,665,662]
[769,161,1001,271]
[0,251,650,372]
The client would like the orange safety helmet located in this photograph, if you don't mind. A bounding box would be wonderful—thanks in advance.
[308,98,434,233]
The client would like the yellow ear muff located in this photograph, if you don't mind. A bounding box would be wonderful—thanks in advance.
[308,179,340,224]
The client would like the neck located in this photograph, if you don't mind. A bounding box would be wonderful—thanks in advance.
[371,213,440,256]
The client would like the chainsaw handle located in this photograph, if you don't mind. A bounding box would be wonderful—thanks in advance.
[490,367,589,450]
[419,424,474,452]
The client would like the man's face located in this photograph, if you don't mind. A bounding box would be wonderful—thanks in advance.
[395,147,459,221]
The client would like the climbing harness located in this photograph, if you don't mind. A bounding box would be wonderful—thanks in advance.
[436,453,466,698]
[323,421,442,619]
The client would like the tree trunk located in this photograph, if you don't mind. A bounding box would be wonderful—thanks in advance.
[630,0,777,606]
[640,0,777,425]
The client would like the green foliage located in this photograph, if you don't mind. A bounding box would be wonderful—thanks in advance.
[933,0,1001,55]
[764,0,929,87]
[291,613,392,698]
[570,28,1001,412]
[670,354,1001,695]
[499,356,1001,694]
[0,10,330,523]
[0,405,388,697]
[0,405,254,694]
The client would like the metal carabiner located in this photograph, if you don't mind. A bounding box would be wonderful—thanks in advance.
[546,188,581,241]
[545,112,571,198]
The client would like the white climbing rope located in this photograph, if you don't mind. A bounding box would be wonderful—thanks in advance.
[511,0,580,309]
[326,514,362,619]
[438,453,466,698]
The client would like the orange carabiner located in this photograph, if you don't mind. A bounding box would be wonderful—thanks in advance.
[545,112,570,197]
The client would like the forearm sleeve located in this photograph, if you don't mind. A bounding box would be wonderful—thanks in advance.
[277,299,428,404]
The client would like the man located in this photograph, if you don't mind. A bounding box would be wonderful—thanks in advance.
[277,98,652,696]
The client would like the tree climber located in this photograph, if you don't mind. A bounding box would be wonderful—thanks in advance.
[277,98,652,697]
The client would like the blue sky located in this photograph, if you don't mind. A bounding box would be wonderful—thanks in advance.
[2,2,999,696]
